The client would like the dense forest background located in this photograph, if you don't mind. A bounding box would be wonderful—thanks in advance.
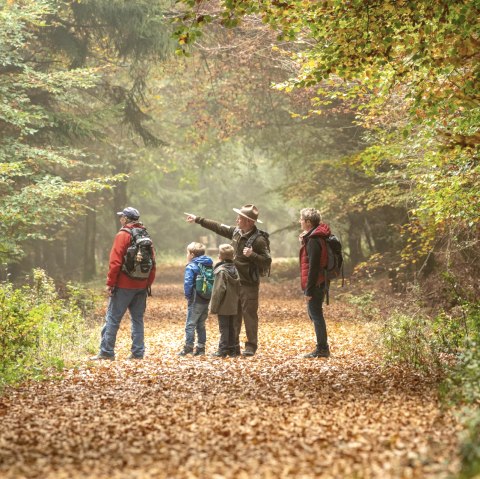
[1,1,479,477]
[7,0,477,288]
[1,0,478,345]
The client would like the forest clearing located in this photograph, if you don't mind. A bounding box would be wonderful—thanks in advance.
[0,269,461,479]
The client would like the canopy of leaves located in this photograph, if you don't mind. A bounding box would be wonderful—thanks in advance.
[176,0,479,270]
[136,20,369,257]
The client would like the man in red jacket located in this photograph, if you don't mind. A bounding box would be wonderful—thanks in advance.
[93,207,156,360]
[299,207,331,358]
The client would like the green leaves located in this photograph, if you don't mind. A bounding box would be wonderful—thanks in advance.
[0,269,100,387]
[0,1,126,262]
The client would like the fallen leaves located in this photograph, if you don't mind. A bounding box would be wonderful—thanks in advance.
[0,271,461,479]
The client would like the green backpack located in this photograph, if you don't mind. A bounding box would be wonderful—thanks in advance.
[195,264,214,299]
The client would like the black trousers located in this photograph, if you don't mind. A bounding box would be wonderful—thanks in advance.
[218,314,236,353]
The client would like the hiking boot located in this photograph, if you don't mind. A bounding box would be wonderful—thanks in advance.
[91,354,114,361]
[127,354,143,360]
[211,350,228,358]
[193,347,205,356]
[178,344,194,356]
[304,348,330,358]
[228,349,240,357]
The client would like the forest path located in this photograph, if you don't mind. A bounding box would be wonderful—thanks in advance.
[0,277,460,479]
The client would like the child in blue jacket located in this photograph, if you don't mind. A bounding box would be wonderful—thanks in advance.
[178,242,213,356]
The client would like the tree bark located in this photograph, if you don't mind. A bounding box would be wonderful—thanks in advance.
[347,212,365,268]
[83,209,96,281]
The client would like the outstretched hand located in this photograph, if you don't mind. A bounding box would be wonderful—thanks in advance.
[184,212,196,223]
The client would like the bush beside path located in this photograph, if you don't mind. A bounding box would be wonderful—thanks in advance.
[0,278,461,479]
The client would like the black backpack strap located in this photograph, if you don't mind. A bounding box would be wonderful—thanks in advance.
[324,271,330,306]
[245,230,261,249]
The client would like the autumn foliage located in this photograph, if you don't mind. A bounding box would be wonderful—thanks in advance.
[0,270,463,479]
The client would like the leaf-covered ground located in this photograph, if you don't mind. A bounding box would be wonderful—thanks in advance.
[0,274,461,479]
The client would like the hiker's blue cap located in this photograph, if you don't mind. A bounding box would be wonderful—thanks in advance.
[117,207,140,220]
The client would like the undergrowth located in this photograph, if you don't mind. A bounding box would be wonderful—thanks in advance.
[0,269,101,389]
[377,286,480,479]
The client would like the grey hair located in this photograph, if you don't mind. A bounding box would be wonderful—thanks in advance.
[300,208,322,227]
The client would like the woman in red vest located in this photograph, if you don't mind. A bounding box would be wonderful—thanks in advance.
[299,208,331,358]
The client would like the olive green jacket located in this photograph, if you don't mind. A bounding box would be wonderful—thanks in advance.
[210,261,240,315]
[194,217,271,286]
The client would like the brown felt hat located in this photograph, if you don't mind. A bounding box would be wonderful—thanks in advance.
[232,204,263,224]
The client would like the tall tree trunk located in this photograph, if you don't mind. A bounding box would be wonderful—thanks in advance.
[112,168,128,232]
[363,217,375,253]
[66,229,82,277]
[46,239,66,279]
[113,180,128,213]
[347,212,365,268]
[83,209,96,281]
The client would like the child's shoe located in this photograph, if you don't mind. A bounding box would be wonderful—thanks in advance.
[211,350,228,358]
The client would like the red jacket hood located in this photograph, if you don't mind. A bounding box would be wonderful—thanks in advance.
[122,222,144,230]
[310,223,331,238]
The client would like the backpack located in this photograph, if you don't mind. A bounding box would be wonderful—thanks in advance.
[121,227,155,280]
[319,234,344,304]
[245,229,272,280]
[194,264,215,299]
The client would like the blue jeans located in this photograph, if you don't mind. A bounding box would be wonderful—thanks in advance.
[100,287,147,358]
[307,284,329,350]
[185,300,209,347]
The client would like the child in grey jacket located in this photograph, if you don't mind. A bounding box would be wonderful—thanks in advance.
[210,244,240,357]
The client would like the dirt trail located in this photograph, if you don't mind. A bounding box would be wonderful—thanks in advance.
[0,277,460,479]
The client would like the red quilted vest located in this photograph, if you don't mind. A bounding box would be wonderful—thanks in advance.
[299,223,331,291]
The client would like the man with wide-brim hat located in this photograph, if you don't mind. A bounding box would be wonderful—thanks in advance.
[185,204,271,357]
[232,204,263,224]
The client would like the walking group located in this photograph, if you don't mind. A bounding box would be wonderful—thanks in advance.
[93,204,334,361]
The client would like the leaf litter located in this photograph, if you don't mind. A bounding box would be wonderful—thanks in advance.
[0,276,461,479]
